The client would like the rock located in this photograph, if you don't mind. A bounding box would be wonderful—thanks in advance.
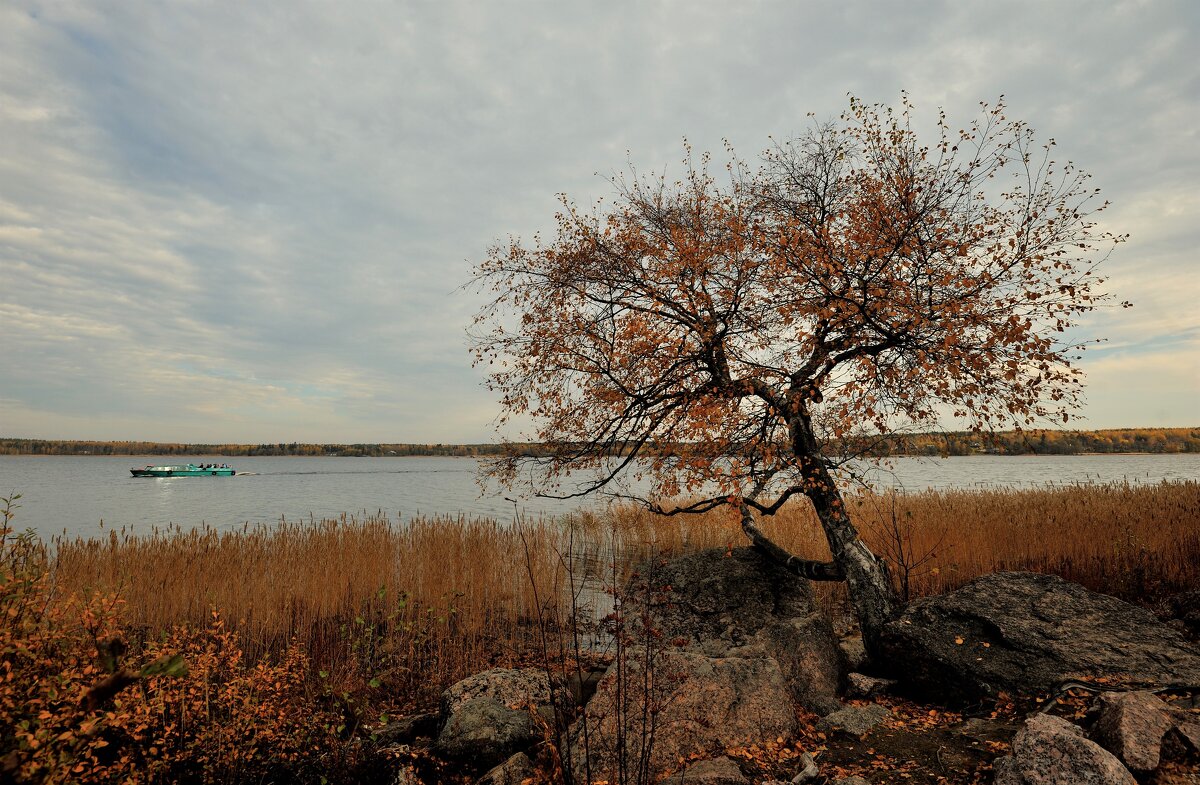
[992,756,1021,785]
[662,756,749,785]
[1166,693,1200,710]
[434,667,568,768]
[992,713,1135,785]
[817,703,893,737]
[565,666,606,708]
[1161,729,1200,774]
[791,752,819,782]
[757,615,844,715]
[568,650,797,783]
[1164,590,1200,638]
[830,778,870,785]
[442,667,566,716]
[622,547,843,713]
[475,752,536,785]
[1088,689,1200,775]
[839,636,868,673]
[1148,764,1200,785]
[1091,691,1174,774]
[877,572,1200,703]
[1170,719,1200,754]
[434,697,539,768]
[845,672,897,699]
[375,711,440,745]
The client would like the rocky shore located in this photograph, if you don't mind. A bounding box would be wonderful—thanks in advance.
[363,549,1199,784]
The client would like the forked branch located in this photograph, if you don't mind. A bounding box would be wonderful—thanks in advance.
[739,500,844,582]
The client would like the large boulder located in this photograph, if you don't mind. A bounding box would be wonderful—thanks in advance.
[622,547,843,713]
[441,667,566,716]
[435,668,566,768]
[434,697,539,768]
[878,572,1200,703]
[992,713,1136,785]
[568,650,797,783]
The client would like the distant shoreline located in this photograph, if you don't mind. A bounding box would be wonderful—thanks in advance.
[3,428,1198,458]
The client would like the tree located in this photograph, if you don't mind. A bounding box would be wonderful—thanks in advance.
[470,96,1125,653]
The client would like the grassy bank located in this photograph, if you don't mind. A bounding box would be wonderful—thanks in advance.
[4,481,1198,782]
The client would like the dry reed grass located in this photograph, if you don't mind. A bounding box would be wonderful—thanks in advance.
[52,514,561,706]
[592,479,1200,598]
[49,481,1200,707]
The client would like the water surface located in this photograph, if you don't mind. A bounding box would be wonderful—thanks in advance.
[2,453,1196,540]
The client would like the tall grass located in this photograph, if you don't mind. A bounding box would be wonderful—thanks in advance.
[49,481,1200,708]
[52,514,563,707]
[11,481,1196,782]
[588,480,1200,602]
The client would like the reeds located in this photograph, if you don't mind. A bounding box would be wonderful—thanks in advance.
[48,481,1200,707]
[52,513,561,706]
[587,480,1200,613]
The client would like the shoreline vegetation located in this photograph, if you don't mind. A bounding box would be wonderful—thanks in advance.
[3,480,1199,782]
[3,426,1200,458]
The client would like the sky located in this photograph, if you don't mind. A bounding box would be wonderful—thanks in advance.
[1,1,1197,444]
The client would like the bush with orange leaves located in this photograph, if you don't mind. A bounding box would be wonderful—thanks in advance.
[0,495,361,784]
[1,492,133,782]
[124,615,357,784]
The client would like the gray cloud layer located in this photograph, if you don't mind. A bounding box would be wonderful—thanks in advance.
[2,0,1197,441]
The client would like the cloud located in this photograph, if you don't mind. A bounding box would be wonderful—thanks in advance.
[1,0,1197,441]
[1081,340,1200,428]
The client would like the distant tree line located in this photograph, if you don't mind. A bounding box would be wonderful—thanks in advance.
[1,429,1197,458]
[0,439,546,457]
[878,428,1200,456]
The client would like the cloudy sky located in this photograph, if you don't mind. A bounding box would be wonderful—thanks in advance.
[1,1,1196,443]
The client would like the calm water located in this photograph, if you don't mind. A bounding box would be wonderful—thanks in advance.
[2,453,1198,540]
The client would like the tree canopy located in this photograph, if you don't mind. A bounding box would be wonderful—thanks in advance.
[470,95,1125,648]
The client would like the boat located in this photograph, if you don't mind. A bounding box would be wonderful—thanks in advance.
[130,463,236,478]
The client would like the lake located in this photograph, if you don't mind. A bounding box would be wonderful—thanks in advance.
[2,453,1198,541]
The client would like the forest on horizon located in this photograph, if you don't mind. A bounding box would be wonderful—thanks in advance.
[3,427,1199,457]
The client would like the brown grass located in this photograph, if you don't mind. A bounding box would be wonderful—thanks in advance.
[51,514,564,707]
[591,479,1200,600]
[49,481,1200,707]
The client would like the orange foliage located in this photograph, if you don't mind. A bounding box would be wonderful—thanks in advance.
[471,95,1126,508]
[0,496,357,785]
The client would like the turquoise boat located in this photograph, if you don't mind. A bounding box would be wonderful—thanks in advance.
[130,463,236,478]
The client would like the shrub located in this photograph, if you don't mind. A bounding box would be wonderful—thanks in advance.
[1,494,363,784]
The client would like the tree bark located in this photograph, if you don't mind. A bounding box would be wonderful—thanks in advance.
[801,457,898,654]
[739,502,844,581]
[788,411,900,656]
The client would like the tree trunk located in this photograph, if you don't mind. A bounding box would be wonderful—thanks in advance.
[788,411,899,656]
[801,456,899,655]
